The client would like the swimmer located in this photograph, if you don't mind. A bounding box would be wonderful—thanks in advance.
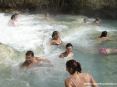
[59,43,73,59]
[94,17,101,25]
[21,51,51,68]
[50,31,63,45]
[99,48,117,55]
[65,60,98,87]
[98,31,110,41]
[8,13,19,26]
[83,18,88,23]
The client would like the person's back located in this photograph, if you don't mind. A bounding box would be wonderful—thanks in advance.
[65,60,98,87]
[65,72,97,87]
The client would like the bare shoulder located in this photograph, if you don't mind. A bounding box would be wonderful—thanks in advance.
[80,73,92,78]
[65,77,70,81]
[65,77,73,87]
[65,77,71,85]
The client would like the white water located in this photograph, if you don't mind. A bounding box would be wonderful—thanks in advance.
[0,14,64,51]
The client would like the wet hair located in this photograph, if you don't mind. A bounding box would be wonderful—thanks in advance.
[52,31,59,39]
[66,43,73,48]
[11,13,18,20]
[25,50,34,57]
[100,31,107,38]
[66,60,82,74]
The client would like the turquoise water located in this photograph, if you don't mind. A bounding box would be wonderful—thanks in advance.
[0,13,117,87]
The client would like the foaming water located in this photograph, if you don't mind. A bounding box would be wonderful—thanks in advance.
[0,14,66,51]
[0,13,117,87]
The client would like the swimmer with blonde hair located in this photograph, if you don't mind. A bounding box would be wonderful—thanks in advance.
[98,31,111,42]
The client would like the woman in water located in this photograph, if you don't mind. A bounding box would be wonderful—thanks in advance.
[21,51,51,68]
[50,31,63,45]
[65,60,98,87]
[98,31,110,41]
[8,13,19,26]
[59,43,73,60]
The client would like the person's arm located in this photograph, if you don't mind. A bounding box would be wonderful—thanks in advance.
[65,79,72,87]
[50,40,57,45]
[59,52,66,58]
[111,48,117,54]
[36,57,51,63]
[90,75,99,87]
[40,58,51,63]
[40,58,54,67]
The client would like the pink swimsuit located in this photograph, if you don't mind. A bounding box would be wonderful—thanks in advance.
[99,48,108,55]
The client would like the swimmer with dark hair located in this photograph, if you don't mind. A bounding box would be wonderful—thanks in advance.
[59,43,73,59]
[65,60,98,87]
[21,51,52,68]
[50,31,63,45]
[8,13,19,26]
[98,31,111,41]
[11,13,18,20]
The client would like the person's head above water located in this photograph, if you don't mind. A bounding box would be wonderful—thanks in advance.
[100,31,107,38]
[25,50,34,60]
[66,43,73,49]
[52,31,59,39]
[11,13,19,20]
[59,43,73,58]
[66,59,82,75]
[26,50,34,56]
[21,51,35,67]
[66,43,73,52]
